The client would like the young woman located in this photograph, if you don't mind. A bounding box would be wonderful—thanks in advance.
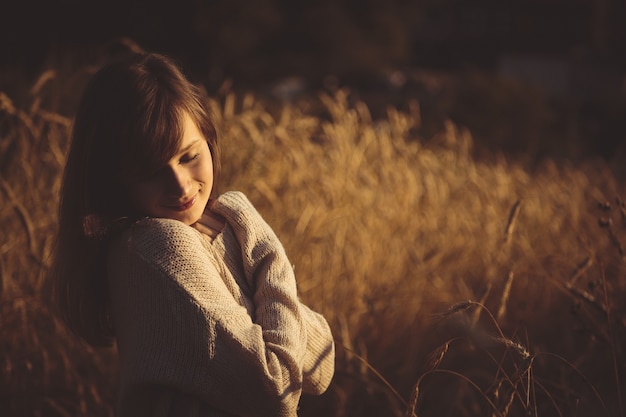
[51,51,335,417]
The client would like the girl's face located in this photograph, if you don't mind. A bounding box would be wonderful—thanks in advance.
[126,112,213,226]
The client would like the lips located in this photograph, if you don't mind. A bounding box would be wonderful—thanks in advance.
[165,194,197,212]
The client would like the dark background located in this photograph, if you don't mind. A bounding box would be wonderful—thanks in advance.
[2,0,625,163]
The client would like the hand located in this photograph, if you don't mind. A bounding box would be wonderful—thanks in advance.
[193,201,226,241]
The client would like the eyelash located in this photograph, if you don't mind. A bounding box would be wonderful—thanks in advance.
[182,153,200,164]
[133,152,201,183]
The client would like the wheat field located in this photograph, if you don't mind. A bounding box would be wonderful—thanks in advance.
[1,62,625,417]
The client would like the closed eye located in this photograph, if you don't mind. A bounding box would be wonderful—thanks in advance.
[181,153,200,164]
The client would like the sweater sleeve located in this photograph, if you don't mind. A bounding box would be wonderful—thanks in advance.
[211,191,335,395]
[300,304,335,394]
[108,217,306,417]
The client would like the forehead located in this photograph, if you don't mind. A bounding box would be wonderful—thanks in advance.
[180,112,204,142]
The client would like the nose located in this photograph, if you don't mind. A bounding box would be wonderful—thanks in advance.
[167,166,193,197]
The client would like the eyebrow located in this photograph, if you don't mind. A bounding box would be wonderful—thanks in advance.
[178,139,202,155]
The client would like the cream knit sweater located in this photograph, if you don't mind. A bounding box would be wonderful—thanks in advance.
[107,191,335,417]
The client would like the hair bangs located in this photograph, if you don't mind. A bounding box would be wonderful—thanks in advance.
[120,90,186,182]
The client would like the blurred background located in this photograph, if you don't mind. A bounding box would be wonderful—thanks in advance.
[1,0,625,165]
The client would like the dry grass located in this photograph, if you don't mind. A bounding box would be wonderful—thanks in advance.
[1,64,625,417]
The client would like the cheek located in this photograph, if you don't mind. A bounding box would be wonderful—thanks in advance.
[201,150,215,185]
[204,161,214,183]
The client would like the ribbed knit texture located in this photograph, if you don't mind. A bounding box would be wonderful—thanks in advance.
[107,191,334,417]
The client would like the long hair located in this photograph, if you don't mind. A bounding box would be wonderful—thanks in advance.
[51,52,220,346]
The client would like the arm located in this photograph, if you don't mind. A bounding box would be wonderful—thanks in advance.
[300,304,335,394]
[210,191,335,395]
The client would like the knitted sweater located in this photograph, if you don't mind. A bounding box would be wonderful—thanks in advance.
[107,191,335,417]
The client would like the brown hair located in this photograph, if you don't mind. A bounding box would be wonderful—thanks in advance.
[51,52,220,346]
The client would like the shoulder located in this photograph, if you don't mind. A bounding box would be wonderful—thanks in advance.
[213,191,255,212]
[211,191,266,226]
[211,191,274,234]
[108,217,221,296]
[132,217,203,245]
[112,217,207,265]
